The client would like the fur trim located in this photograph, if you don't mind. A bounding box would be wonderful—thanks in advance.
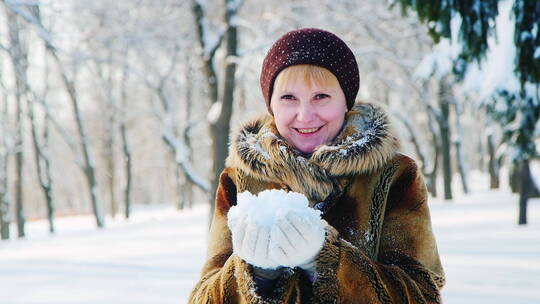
[226,102,400,202]
[312,103,400,176]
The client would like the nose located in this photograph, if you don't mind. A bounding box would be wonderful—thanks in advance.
[296,103,315,123]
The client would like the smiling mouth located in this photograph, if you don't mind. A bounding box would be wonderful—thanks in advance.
[294,126,323,134]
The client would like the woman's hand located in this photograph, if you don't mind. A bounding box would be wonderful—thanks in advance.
[269,209,326,268]
[228,213,280,269]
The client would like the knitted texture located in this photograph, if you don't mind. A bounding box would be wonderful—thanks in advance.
[260,28,360,112]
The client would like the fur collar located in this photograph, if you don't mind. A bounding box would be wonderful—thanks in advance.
[226,102,400,202]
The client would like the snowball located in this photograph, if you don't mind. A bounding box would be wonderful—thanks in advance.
[227,189,324,269]
[228,189,321,229]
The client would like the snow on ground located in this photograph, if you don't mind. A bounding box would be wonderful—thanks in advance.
[1,184,539,303]
[431,190,540,303]
[0,204,209,304]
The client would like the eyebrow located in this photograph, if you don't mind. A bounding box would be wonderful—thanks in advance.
[276,91,334,99]
[275,81,341,95]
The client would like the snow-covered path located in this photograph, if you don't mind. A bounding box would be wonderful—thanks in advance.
[0,190,539,304]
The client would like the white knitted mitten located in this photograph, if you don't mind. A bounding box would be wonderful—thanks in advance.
[228,213,280,269]
[268,209,325,268]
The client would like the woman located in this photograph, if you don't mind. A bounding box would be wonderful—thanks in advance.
[189,28,445,303]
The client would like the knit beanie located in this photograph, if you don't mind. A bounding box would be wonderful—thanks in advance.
[260,28,360,112]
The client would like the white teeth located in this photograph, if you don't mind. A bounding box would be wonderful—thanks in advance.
[296,127,320,134]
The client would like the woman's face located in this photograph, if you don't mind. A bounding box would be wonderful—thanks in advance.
[271,73,347,154]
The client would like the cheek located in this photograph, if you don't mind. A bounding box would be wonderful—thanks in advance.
[320,106,345,124]
[273,108,294,131]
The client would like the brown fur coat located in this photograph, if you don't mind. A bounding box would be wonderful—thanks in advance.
[189,103,445,303]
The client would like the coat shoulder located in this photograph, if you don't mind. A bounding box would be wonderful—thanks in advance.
[215,168,238,215]
[391,152,420,170]
[386,153,428,211]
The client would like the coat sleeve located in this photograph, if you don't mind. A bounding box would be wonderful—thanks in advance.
[312,157,445,304]
[188,169,301,304]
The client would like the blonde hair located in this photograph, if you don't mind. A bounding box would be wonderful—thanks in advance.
[272,64,340,97]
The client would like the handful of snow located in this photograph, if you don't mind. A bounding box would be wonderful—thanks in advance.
[228,189,321,229]
[227,189,325,269]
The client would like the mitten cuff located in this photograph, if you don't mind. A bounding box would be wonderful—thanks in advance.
[253,265,286,280]
[233,254,298,303]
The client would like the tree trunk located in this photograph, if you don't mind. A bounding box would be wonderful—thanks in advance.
[7,8,27,237]
[487,133,500,189]
[0,149,9,239]
[477,138,485,172]
[28,99,56,233]
[518,160,531,225]
[93,55,117,219]
[103,54,117,219]
[51,48,105,229]
[511,159,540,198]
[452,101,469,194]
[183,175,194,209]
[26,47,55,233]
[68,72,105,227]
[426,106,440,197]
[175,168,184,210]
[42,120,55,233]
[0,95,10,240]
[14,92,24,238]
[438,77,453,200]
[105,130,116,218]
[181,53,195,210]
[119,55,132,219]
[192,0,228,224]
[120,121,132,219]
[208,0,239,225]
[510,163,519,193]
[426,175,437,197]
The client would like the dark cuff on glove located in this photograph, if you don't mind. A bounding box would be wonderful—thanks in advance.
[252,266,287,296]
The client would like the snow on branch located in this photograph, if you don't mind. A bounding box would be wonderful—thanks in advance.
[2,0,54,49]
[191,0,226,61]
[4,0,41,5]
[146,70,210,193]
[161,128,210,193]
[225,0,245,13]
[391,109,430,171]
[205,28,226,60]
[207,101,222,125]
[29,90,78,154]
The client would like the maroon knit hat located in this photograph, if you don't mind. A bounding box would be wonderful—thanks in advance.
[260,28,360,112]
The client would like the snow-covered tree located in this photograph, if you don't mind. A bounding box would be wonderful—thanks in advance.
[5,5,28,237]
[398,0,540,224]
[191,0,244,221]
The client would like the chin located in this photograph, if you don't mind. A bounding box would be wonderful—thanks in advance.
[294,142,320,154]
[298,148,314,154]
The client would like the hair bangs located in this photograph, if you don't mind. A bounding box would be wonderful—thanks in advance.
[273,65,340,94]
